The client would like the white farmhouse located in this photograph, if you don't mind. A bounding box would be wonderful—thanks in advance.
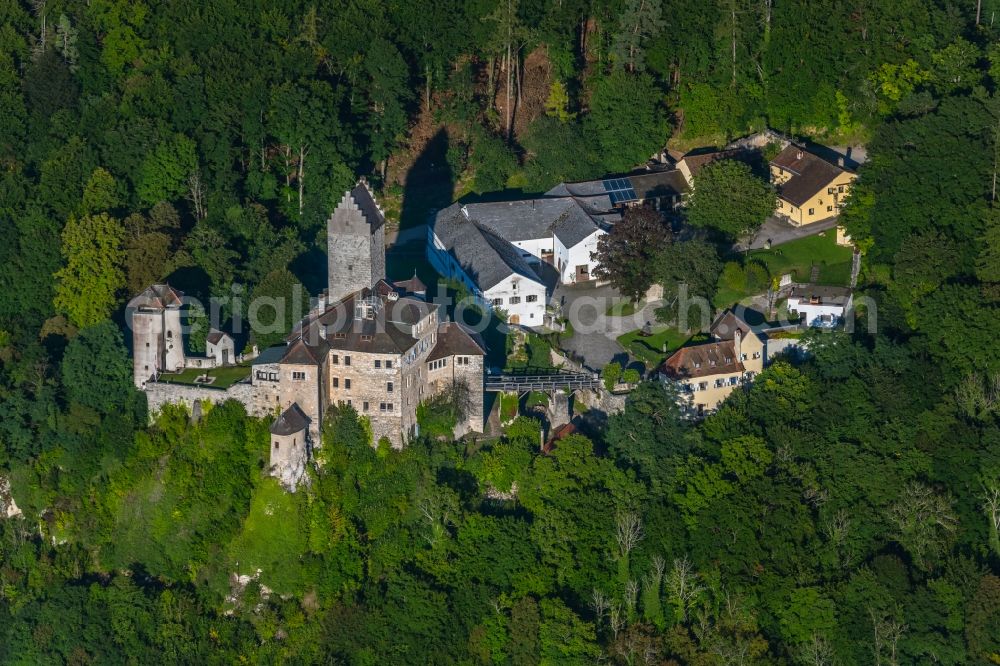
[456,198,612,284]
[785,285,853,327]
[428,194,622,326]
[429,204,548,325]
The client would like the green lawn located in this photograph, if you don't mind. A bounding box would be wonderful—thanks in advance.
[158,364,251,389]
[747,232,853,286]
[714,232,853,308]
[617,327,693,367]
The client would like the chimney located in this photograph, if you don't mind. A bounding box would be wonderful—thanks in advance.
[796,150,803,160]
[734,328,742,360]
[837,155,845,168]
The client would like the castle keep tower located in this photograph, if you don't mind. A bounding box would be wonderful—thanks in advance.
[327,179,386,305]
[127,284,186,388]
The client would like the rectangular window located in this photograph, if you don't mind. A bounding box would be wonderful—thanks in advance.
[827,187,834,194]
[827,205,833,212]
[333,333,346,339]
[508,296,521,304]
[363,401,369,412]
[387,403,393,411]
[385,360,393,369]
[344,356,351,366]
[331,354,339,364]
[374,360,381,368]
[808,208,815,215]
[526,294,538,303]
[491,298,503,306]
[361,334,372,341]
[332,378,339,388]
[387,381,394,393]
[292,371,306,380]
[379,402,387,411]
[345,378,351,390]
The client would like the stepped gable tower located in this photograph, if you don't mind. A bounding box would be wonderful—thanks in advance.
[327,179,386,304]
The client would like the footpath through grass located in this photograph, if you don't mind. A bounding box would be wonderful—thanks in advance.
[748,232,853,285]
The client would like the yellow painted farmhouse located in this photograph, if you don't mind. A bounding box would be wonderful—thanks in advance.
[658,311,765,416]
[770,145,856,227]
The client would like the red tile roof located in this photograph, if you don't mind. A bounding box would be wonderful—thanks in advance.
[660,340,744,380]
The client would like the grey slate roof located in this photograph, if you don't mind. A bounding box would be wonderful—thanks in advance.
[462,197,604,248]
[432,204,542,291]
[345,180,385,231]
[270,403,309,436]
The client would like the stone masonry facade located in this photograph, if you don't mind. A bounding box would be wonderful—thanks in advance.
[133,181,487,489]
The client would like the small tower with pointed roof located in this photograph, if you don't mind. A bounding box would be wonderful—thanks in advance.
[269,403,309,490]
[327,179,386,305]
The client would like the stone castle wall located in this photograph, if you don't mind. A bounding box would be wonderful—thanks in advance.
[145,381,277,421]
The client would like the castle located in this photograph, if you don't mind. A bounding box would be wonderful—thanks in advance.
[129,181,486,489]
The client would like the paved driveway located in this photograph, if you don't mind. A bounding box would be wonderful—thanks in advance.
[551,282,663,372]
[736,215,840,251]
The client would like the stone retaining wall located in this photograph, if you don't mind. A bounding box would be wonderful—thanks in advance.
[145,381,276,420]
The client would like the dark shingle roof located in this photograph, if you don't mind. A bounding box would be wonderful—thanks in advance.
[270,403,309,435]
[252,345,288,365]
[680,148,753,179]
[660,340,744,380]
[393,272,426,294]
[427,322,485,362]
[627,170,689,199]
[280,337,329,365]
[432,204,542,291]
[710,309,764,343]
[788,284,852,306]
[317,291,437,355]
[771,145,848,207]
[128,284,184,309]
[206,329,231,345]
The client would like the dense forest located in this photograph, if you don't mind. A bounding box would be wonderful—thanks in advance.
[1,0,1000,663]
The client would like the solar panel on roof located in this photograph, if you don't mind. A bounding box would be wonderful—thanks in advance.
[602,178,638,204]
